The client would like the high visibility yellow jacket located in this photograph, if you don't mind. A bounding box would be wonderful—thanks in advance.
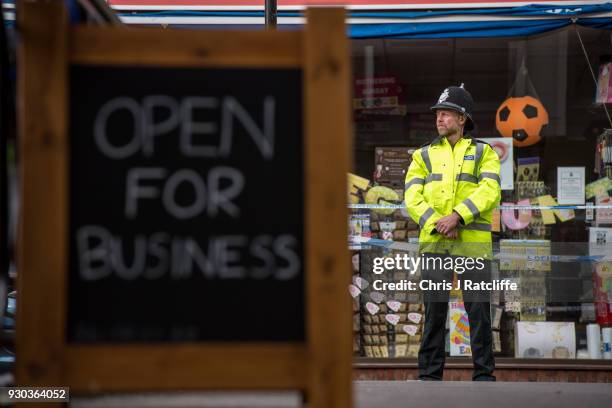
[404,136,501,256]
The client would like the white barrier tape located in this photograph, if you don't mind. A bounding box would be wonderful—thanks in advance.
[349,236,419,252]
[349,203,612,210]
[349,236,612,262]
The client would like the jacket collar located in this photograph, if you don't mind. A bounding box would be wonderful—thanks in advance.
[430,133,471,147]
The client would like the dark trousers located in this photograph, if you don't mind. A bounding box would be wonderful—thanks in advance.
[418,254,495,381]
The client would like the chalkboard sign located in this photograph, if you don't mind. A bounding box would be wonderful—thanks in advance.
[68,66,304,342]
[18,2,351,403]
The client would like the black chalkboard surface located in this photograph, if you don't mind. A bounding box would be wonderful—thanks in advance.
[68,66,304,343]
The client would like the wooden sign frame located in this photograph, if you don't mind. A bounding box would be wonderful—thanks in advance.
[16,1,352,406]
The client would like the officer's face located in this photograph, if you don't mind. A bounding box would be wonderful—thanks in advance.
[435,109,466,136]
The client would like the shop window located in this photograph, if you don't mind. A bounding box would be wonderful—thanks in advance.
[349,26,612,360]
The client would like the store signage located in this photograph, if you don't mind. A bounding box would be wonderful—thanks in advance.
[18,1,351,403]
[373,147,415,188]
[557,166,585,205]
[354,76,401,99]
[69,66,305,343]
[353,76,406,115]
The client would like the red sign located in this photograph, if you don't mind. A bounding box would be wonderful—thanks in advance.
[354,76,402,98]
[353,76,405,114]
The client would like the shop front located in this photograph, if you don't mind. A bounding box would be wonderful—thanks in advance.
[111,0,612,381]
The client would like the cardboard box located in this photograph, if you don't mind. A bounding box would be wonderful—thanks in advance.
[407,344,420,357]
[395,344,407,357]
[500,239,550,271]
[514,321,576,359]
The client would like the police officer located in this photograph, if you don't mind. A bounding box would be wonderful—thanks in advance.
[404,84,501,381]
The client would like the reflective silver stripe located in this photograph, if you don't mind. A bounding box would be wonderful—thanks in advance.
[473,142,484,177]
[479,172,501,185]
[421,146,432,173]
[419,207,434,228]
[461,223,491,232]
[405,178,424,190]
[425,173,443,183]
[456,173,478,184]
[462,198,481,219]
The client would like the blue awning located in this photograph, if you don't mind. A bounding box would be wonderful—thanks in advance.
[117,3,612,39]
[349,3,612,37]
[349,19,571,39]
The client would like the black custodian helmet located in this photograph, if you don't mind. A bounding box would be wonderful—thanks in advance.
[430,83,475,131]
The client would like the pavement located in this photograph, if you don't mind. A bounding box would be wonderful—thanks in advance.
[70,380,612,408]
[355,380,612,408]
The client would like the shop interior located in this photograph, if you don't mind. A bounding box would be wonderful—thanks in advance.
[348,25,612,363]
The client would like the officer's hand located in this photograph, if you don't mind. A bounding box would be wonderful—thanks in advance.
[436,212,461,235]
[443,229,459,239]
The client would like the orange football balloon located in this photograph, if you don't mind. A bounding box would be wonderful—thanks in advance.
[496,96,549,147]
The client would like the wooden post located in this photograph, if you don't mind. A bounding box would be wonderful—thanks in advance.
[304,8,353,408]
[16,0,68,388]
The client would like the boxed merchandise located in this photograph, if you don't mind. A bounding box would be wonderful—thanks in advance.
[596,195,612,224]
[491,305,503,330]
[499,239,551,271]
[395,344,408,357]
[353,313,360,331]
[348,213,372,250]
[520,301,546,322]
[493,331,502,353]
[407,344,419,357]
[516,157,540,182]
[514,321,576,359]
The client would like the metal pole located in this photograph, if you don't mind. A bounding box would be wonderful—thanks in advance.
[265,0,277,29]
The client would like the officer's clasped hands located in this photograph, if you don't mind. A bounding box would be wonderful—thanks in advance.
[435,212,462,239]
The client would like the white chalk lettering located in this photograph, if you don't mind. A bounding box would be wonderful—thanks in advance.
[220,96,275,160]
[142,95,180,157]
[274,234,300,280]
[213,235,247,279]
[94,97,142,159]
[144,232,170,280]
[77,225,112,281]
[206,166,244,218]
[162,169,207,219]
[179,96,220,157]
[76,226,300,282]
[110,235,147,280]
[125,167,166,219]
[249,235,275,279]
